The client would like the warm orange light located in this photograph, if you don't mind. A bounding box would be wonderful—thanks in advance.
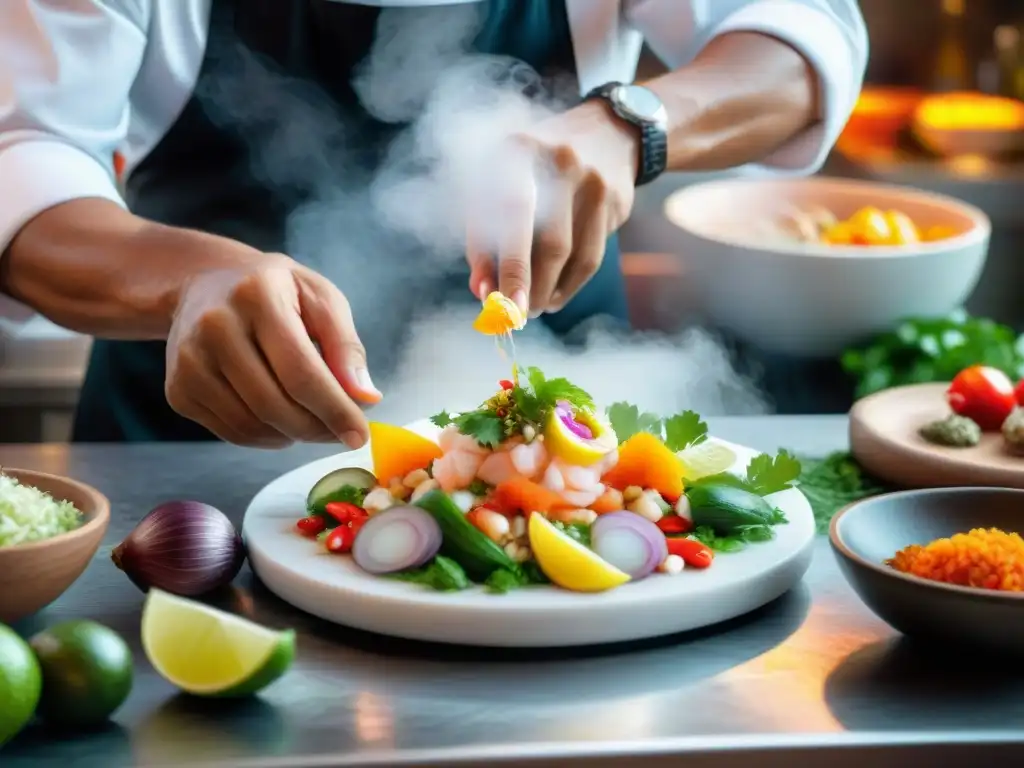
[914,92,1024,132]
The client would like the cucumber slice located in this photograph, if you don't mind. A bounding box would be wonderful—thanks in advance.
[414,489,518,582]
[685,483,774,535]
[306,467,377,514]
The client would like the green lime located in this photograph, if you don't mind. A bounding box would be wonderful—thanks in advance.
[29,620,133,729]
[0,624,41,745]
[141,589,294,697]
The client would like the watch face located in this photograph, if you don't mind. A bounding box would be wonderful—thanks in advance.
[615,85,664,122]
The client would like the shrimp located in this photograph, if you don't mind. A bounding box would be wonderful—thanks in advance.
[541,462,566,493]
[510,441,548,479]
[477,451,524,487]
[438,425,488,455]
[432,450,484,492]
[552,458,602,493]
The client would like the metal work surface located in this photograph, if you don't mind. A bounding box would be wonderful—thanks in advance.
[3,416,1023,768]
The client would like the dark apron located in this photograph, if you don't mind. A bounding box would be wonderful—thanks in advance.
[73,0,629,442]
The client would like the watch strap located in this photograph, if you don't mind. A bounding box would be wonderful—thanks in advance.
[584,82,667,187]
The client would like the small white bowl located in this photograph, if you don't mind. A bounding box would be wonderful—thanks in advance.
[663,177,991,357]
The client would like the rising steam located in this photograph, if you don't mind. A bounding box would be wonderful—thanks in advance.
[197,3,767,422]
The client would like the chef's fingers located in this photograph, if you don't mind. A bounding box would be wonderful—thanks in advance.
[553,186,609,310]
[165,348,293,448]
[249,273,370,449]
[530,174,574,315]
[495,145,537,315]
[466,226,496,300]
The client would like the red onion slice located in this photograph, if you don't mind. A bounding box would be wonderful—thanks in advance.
[591,512,668,580]
[555,400,594,440]
[351,505,443,575]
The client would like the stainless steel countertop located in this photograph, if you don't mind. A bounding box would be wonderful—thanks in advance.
[3,417,1024,768]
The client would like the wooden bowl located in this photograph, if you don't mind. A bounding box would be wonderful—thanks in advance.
[831,487,1024,656]
[0,469,110,623]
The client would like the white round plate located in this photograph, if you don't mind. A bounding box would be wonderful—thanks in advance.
[243,420,816,647]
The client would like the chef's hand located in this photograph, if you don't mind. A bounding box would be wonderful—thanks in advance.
[165,254,380,449]
[466,101,639,316]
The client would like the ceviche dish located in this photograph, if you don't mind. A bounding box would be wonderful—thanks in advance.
[292,292,802,595]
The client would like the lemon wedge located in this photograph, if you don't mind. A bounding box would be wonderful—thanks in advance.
[544,407,618,466]
[529,513,630,592]
[473,291,526,336]
[679,441,738,481]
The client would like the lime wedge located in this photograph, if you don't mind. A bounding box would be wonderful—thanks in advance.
[141,589,294,697]
[679,442,738,482]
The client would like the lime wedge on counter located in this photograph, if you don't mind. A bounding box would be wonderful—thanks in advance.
[679,442,738,481]
[141,589,294,697]
[0,624,41,745]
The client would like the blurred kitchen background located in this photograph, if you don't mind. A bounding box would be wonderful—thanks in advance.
[3,0,1024,442]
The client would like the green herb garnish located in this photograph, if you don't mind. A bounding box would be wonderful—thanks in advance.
[744,450,801,495]
[842,310,1024,398]
[484,568,524,594]
[551,521,591,548]
[687,523,778,552]
[391,556,472,592]
[605,402,661,442]
[452,411,505,448]
[605,402,708,449]
[430,411,454,428]
[795,451,890,533]
[467,479,491,496]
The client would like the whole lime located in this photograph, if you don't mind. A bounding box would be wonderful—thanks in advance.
[29,620,133,729]
[0,624,42,745]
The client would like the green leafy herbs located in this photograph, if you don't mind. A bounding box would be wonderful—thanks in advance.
[842,310,1024,398]
[692,449,802,497]
[688,523,779,553]
[796,451,890,533]
[467,479,491,496]
[391,556,471,592]
[431,409,505,448]
[522,366,593,412]
[605,402,662,441]
[606,402,708,450]
[430,411,454,428]
[551,521,591,548]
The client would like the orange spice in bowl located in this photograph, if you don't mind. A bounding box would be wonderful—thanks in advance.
[887,528,1024,592]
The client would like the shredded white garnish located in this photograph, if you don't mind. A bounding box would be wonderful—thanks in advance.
[0,473,83,547]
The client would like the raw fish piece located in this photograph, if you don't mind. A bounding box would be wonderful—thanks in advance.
[432,450,483,492]
[477,451,524,486]
[553,458,602,492]
[561,488,602,508]
[438,425,488,455]
[541,462,566,493]
[510,441,548,479]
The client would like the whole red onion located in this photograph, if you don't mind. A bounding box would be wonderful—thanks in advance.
[111,501,246,596]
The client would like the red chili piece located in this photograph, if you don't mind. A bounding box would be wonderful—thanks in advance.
[324,501,366,524]
[1016,379,1024,408]
[665,538,714,568]
[657,516,691,535]
[349,516,370,537]
[325,526,355,554]
[296,516,326,537]
[499,379,515,390]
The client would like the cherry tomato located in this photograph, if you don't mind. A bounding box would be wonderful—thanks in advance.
[349,516,370,538]
[665,538,714,568]
[946,365,1016,431]
[657,516,691,535]
[296,516,326,537]
[324,501,366,524]
[325,525,355,554]
[1016,379,1024,408]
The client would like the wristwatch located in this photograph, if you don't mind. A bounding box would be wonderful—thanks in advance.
[584,82,668,187]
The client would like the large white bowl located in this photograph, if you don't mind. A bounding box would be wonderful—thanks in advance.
[663,177,991,357]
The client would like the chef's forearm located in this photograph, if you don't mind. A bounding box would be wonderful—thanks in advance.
[0,199,259,339]
[647,31,820,172]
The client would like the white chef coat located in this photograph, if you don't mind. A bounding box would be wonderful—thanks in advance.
[0,0,868,292]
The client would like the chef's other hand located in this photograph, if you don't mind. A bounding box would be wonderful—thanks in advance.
[467,100,639,316]
[166,255,380,449]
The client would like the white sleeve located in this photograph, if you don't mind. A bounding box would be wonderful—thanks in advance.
[0,0,149,263]
[624,0,869,176]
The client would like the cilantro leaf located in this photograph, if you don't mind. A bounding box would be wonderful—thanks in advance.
[606,402,661,443]
[663,411,708,451]
[745,450,802,495]
[525,366,593,410]
[391,556,471,592]
[467,479,491,496]
[454,411,505,448]
[430,411,454,428]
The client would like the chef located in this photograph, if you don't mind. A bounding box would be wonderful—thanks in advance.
[0,0,867,446]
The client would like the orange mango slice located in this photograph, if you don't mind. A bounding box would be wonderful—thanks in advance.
[601,432,685,502]
[369,422,443,486]
[473,291,526,336]
[493,477,574,515]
